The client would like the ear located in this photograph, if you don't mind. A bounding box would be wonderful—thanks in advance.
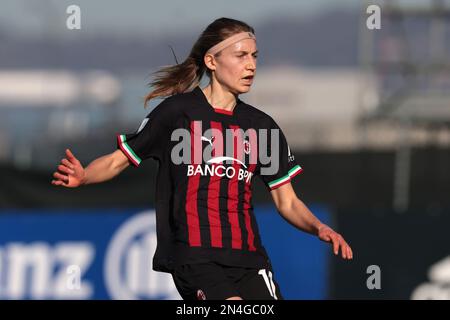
[204,53,217,72]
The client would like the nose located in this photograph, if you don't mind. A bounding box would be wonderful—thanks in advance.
[246,57,256,71]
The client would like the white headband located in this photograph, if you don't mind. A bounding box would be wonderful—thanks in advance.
[206,32,256,56]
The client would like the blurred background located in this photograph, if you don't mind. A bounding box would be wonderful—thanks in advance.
[0,0,449,300]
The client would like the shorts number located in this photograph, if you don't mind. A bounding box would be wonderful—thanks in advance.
[258,269,278,300]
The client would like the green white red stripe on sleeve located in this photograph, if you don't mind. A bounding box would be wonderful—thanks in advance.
[267,165,303,190]
[117,134,141,167]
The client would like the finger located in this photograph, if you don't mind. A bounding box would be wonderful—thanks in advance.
[340,241,347,259]
[58,165,74,175]
[66,149,78,163]
[52,180,65,186]
[340,240,351,259]
[332,236,339,255]
[53,172,68,182]
[343,242,352,260]
[51,179,68,186]
[61,159,74,169]
[342,244,347,259]
[342,239,350,259]
[348,246,353,259]
[347,246,352,260]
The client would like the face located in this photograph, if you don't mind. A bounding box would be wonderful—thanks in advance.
[205,38,258,95]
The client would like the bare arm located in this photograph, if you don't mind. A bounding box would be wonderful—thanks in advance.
[270,182,353,260]
[51,149,130,187]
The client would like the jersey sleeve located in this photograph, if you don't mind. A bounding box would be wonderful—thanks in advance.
[116,100,172,167]
[259,118,303,191]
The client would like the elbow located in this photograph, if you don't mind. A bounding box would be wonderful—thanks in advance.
[271,183,299,215]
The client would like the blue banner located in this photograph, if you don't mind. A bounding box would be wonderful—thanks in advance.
[0,206,330,300]
[255,204,331,299]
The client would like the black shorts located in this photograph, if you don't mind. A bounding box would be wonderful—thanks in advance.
[171,261,283,300]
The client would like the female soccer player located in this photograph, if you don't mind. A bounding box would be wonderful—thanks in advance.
[51,17,353,300]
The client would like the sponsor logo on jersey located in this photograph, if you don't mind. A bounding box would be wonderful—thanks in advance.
[244,139,251,155]
[170,121,281,179]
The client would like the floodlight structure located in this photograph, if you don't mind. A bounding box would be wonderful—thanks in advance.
[358,0,450,212]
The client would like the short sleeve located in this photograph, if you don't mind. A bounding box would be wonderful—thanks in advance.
[117,100,172,166]
[259,119,303,191]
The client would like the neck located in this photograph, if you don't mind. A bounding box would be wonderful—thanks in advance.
[202,84,237,112]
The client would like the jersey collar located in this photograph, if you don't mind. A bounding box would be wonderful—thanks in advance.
[193,86,242,116]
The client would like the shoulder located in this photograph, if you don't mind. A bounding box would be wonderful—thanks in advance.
[164,89,198,107]
[146,90,195,121]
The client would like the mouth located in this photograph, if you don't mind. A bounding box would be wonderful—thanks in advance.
[241,75,254,84]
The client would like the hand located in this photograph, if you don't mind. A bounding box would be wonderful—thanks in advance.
[51,149,85,188]
[317,224,353,260]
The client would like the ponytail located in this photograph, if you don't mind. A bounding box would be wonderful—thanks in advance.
[144,56,202,107]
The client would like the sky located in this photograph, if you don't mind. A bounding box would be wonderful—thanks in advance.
[1,0,363,38]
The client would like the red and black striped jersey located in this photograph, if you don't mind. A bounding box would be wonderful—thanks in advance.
[117,86,302,273]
